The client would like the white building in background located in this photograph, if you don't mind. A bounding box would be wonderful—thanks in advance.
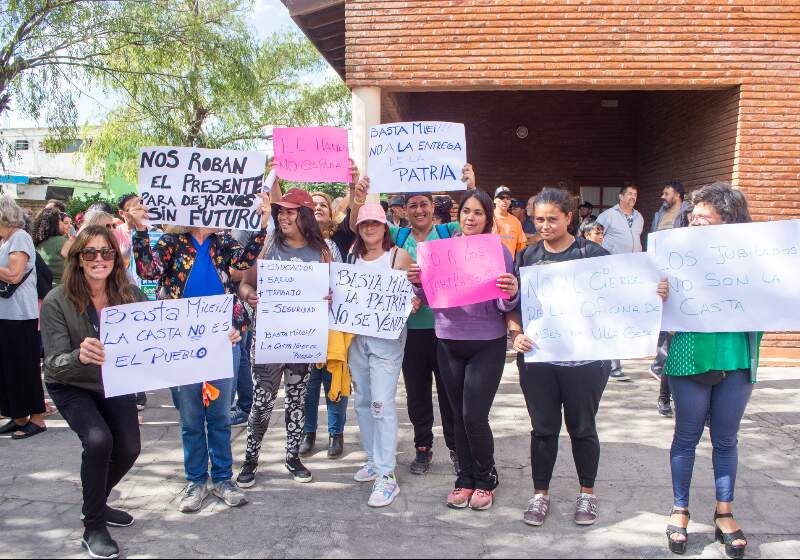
[0,127,110,202]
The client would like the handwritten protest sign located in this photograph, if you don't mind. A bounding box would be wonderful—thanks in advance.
[273,127,351,183]
[255,260,329,364]
[129,231,163,301]
[138,147,266,231]
[520,253,662,363]
[368,121,467,193]
[329,263,415,339]
[101,295,234,398]
[649,219,800,332]
[417,234,507,309]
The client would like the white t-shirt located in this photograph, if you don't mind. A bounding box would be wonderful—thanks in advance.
[0,229,38,320]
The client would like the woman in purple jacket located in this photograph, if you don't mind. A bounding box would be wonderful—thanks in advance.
[408,189,519,512]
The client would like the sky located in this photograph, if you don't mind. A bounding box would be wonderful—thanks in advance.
[2,0,300,129]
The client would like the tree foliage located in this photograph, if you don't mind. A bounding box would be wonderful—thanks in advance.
[0,0,189,165]
[83,1,351,185]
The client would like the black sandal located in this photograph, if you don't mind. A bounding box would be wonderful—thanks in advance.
[714,512,747,559]
[0,419,21,435]
[666,508,690,555]
[11,422,47,440]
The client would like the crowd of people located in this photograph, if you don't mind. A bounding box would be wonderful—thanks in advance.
[0,165,756,560]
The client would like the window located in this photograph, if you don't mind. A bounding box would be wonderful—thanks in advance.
[14,140,29,151]
[42,139,84,153]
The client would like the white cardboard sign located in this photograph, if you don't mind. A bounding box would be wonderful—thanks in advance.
[520,253,663,362]
[368,121,467,194]
[138,146,267,231]
[254,260,330,364]
[329,263,414,339]
[649,219,800,332]
[101,295,234,397]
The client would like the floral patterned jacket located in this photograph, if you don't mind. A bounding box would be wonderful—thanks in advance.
[132,229,266,329]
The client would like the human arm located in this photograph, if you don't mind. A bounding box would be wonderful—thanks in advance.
[507,310,535,353]
[40,295,103,384]
[239,263,259,309]
[349,176,369,234]
[0,251,29,283]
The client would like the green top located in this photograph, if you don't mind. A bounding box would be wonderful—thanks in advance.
[665,331,763,383]
[37,235,67,285]
[390,222,461,330]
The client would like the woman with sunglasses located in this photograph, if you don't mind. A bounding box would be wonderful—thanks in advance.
[408,189,519,511]
[663,182,759,559]
[131,193,269,514]
[40,226,145,559]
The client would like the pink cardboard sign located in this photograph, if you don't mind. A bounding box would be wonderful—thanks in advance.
[273,127,351,183]
[417,234,508,309]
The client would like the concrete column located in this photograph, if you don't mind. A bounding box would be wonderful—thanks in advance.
[351,87,381,191]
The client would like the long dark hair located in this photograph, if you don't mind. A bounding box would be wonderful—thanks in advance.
[458,189,495,234]
[352,223,393,258]
[32,207,64,246]
[271,205,332,263]
[63,225,137,314]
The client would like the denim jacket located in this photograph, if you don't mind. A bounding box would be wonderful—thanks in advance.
[132,229,266,329]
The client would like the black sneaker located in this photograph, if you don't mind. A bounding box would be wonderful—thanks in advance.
[285,456,313,483]
[236,461,258,488]
[449,449,460,475]
[80,507,134,528]
[658,399,674,418]
[135,393,147,412]
[409,447,433,475]
[327,434,344,459]
[82,527,119,559]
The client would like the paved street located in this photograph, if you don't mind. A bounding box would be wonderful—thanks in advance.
[1,358,799,559]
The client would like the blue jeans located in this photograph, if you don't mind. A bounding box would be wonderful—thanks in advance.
[349,331,407,475]
[172,343,240,484]
[303,367,348,435]
[232,329,253,414]
[669,370,753,507]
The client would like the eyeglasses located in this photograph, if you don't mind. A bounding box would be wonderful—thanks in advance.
[80,248,116,262]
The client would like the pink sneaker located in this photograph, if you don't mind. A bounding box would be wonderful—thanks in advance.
[469,489,494,511]
[447,488,474,509]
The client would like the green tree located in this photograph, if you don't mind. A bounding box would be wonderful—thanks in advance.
[83,1,351,184]
[0,0,192,165]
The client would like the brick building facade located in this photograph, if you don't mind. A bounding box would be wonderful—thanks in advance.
[284,0,800,361]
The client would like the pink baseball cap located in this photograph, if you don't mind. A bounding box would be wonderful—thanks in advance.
[355,203,388,227]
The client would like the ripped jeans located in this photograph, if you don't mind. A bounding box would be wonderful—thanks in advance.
[349,329,407,476]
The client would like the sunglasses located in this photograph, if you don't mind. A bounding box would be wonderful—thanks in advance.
[80,248,116,262]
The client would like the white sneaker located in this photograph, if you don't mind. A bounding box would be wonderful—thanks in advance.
[178,482,209,513]
[354,464,379,482]
[368,474,399,508]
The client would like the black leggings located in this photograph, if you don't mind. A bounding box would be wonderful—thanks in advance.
[438,337,506,490]
[518,358,609,491]
[46,383,141,530]
[402,329,456,451]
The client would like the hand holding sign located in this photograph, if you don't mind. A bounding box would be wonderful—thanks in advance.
[417,234,508,309]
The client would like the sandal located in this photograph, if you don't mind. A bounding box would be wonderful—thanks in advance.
[11,422,47,440]
[666,508,690,555]
[0,419,22,435]
[714,512,747,559]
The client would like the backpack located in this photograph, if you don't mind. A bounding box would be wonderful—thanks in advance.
[516,236,591,270]
[395,224,452,250]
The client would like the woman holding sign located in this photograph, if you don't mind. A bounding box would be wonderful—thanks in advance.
[352,165,475,476]
[408,189,519,511]
[131,193,269,514]
[237,188,338,488]
[345,203,414,507]
[509,188,669,528]
[40,225,146,559]
[661,182,758,559]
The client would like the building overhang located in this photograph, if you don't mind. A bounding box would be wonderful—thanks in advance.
[281,0,345,80]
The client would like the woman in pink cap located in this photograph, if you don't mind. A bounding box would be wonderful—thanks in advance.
[237,188,339,488]
[348,203,415,508]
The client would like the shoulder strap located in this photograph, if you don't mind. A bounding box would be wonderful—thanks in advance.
[435,224,452,239]
[395,227,412,249]
[346,252,358,265]
[390,247,399,269]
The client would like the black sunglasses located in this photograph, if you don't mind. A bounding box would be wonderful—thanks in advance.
[80,248,116,262]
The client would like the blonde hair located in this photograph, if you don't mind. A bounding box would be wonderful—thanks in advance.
[310,191,339,239]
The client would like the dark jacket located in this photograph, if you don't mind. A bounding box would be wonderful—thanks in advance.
[650,201,691,234]
[41,284,146,394]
